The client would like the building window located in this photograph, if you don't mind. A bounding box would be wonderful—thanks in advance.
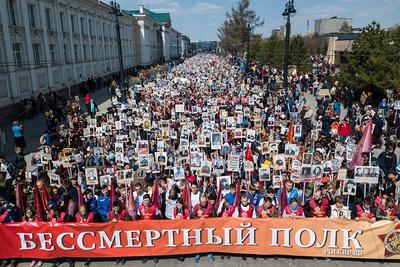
[89,19,93,35]
[28,4,36,28]
[83,45,87,61]
[12,43,23,68]
[60,12,65,32]
[32,44,41,66]
[74,44,79,61]
[7,0,16,26]
[49,44,56,63]
[45,8,52,31]
[64,44,69,62]
[91,45,95,60]
[71,15,75,33]
[80,17,85,35]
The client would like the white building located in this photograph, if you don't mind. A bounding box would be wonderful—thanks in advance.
[314,17,352,36]
[125,5,189,64]
[0,1,189,109]
[0,0,140,108]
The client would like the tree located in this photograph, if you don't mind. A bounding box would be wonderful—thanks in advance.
[217,0,264,56]
[338,21,400,101]
[289,35,307,66]
[303,33,327,55]
[340,21,353,33]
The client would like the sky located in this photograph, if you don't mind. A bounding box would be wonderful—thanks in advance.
[116,0,400,41]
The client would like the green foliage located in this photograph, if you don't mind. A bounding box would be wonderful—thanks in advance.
[338,21,400,100]
[289,35,308,66]
[217,0,264,56]
[339,22,353,33]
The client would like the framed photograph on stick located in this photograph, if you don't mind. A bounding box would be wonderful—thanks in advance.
[85,167,98,185]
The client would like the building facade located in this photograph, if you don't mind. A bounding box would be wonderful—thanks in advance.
[314,17,352,36]
[0,1,189,108]
[124,5,187,64]
[326,33,359,65]
[271,25,286,39]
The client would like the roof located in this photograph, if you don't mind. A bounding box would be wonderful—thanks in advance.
[123,8,171,24]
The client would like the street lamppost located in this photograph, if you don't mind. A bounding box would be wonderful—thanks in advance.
[246,23,251,62]
[110,1,125,102]
[282,0,296,89]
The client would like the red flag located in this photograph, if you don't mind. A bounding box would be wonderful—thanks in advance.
[126,183,136,220]
[288,119,294,144]
[40,183,50,212]
[151,180,161,210]
[182,183,191,213]
[34,183,46,221]
[233,180,241,207]
[244,144,254,179]
[278,178,287,217]
[16,182,24,214]
[350,120,373,170]
[216,180,223,208]
[244,144,254,163]
[77,185,84,208]
[110,181,116,210]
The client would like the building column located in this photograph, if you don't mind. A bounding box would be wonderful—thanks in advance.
[0,0,18,100]
[54,0,67,86]
[38,0,54,89]
[17,0,39,94]
[76,8,86,80]
[66,6,77,82]
[85,12,93,76]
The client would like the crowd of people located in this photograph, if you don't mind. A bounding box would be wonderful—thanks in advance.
[0,54,399,266]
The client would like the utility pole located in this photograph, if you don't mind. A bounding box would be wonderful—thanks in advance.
[282,0,296,90]
[110,1,125,102]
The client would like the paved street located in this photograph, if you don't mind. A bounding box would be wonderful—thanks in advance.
[0,88,112,157]
[3,88,396,160]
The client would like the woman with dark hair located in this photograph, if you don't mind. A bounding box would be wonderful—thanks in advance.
[22,208,39,223]
[173,198,189,220]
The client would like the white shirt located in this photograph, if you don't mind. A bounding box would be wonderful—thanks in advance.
[191,191,201,211]
[330,204,351,219]
[0,163,11,180]
[165,198,177,219]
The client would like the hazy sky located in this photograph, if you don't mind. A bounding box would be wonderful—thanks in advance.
[116,0,400,41]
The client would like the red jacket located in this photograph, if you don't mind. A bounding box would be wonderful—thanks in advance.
[75,212,95,223]
[258,205,276,218]
[236,204,254,218]
[193,204,212,218]
[138,204,157,220]
[309,198,329,218]
[338,122,352,137]
[22,216,40,223]
[84,94,91,104]
[221,205,235,217]
[49,212,66,223]
[173,208,190,219]
[374,196,386,214]
[284,205,304,217]
[356,205,375,219]
[107,210,126,221]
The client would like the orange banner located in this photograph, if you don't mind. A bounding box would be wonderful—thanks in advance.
[0,218,399,260]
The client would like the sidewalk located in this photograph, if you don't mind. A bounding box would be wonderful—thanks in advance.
[0,87,112,157]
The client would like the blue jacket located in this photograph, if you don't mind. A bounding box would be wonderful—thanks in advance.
[86,198,98,214]
[97,195,110,220]
[224,192,236,206]
[249,192,262,208]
